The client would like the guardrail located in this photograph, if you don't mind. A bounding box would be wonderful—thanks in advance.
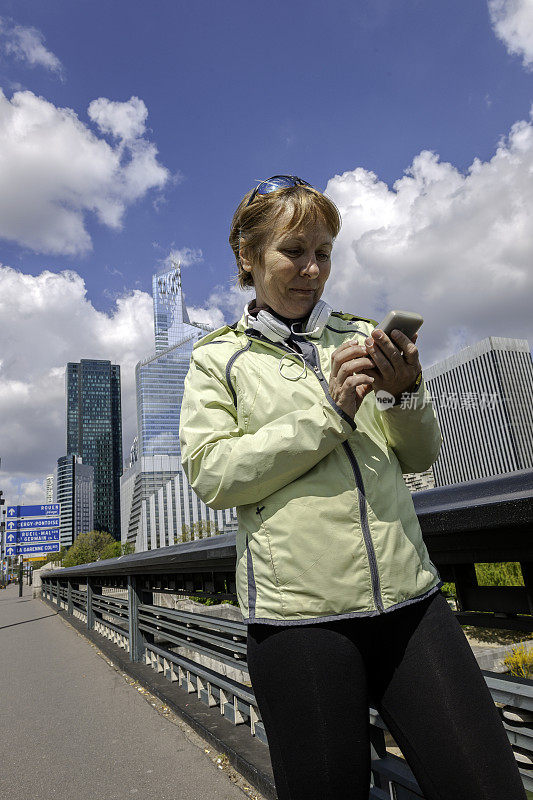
[41,469,533,797]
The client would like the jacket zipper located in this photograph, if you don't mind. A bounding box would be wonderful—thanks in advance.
[307,340,385,614]
[245,331,385,614]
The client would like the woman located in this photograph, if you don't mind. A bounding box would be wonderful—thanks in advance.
[179,176,526,800]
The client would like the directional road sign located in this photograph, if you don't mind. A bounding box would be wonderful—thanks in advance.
[6,518,60,532]
[4,503,61,559]
[17,529,60,543]
[14,517,60,529]
[17,542,60,556]
[6,504,60,518]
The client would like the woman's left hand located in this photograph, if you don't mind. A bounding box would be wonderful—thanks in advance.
[364,329,422,399]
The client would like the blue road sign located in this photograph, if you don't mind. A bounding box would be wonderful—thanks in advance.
[6,504,60,519]
[17,529,60,544]
[16,542,61,555]
[7,517,60,530]
[6,517,60,532]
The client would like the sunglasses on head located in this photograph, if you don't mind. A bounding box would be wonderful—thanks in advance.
[246,175,314,207]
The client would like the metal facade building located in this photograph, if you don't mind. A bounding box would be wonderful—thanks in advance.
[121,263,213,549]
[424,337,533,486]
[66,359,122,538]
[56,455,94,547]
[137,465,238,552]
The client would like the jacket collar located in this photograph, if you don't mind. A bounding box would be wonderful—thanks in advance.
[242,299,310,332]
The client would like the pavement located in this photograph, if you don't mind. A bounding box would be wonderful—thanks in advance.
[0,584,259,800]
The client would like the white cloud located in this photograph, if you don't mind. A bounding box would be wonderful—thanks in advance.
[167,247,204,267]
[0,265,252,504]
[0,266,154,504]
[1,18,63,76]
[0,90,170,255]
[207,281,255,321]
[88,96,147,141]
[187,305,226,328]
[186,282,254,329]
[323,107,533,367]
[0,475,47,507]
[488,0,533,69]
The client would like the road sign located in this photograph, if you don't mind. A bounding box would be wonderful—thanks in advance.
[12,517,60,530]
[6,504,60,518]
[17,529,60,543]
[16,542,60,556]
[7,527,58,539]
[4,503,61,559]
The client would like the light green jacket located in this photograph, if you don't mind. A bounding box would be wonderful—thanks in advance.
[179,309,444,624]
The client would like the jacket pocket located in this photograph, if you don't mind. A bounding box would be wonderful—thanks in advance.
[258,495,341,588]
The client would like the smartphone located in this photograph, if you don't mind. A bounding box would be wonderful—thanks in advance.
[376,310,423,342]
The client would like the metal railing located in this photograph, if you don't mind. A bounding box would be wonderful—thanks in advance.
[41,468,533,797]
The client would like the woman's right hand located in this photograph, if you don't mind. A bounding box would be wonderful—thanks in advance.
[329,341,377,420]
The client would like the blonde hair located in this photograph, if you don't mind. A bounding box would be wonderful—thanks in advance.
[229,184,342,289]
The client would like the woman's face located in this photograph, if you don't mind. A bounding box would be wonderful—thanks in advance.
[243,210,333,319]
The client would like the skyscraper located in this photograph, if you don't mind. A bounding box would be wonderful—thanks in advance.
[66,359,122,538]
[56,455,94,547]
[121,263,211,548]
[136,264,210,458]
[424,336,533,486]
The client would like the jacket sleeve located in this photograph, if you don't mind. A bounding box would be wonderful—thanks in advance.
[179,347,356,509]
[376,377,443,474]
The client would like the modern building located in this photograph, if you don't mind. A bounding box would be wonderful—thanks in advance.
[424,337,533,486]
[66,359,122,538]
[136,263,211,459]
[45,474,54,503]
[121,263,212,548]
[130,462,238,552]
[56,455,94,547]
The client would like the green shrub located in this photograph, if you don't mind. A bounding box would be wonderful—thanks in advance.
[439,562,525,602]
[503,641,533,679]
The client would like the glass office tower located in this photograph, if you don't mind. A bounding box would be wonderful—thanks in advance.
[66,360,122,538]
[136,264,210,459]
[121,263,212,548]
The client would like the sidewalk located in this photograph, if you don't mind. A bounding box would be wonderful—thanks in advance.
[0,584,255,800]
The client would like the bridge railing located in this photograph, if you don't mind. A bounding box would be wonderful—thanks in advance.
[42,468,533,798]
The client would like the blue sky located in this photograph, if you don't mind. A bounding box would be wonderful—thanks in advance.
[1,0,532,312]
[1,0,533,501]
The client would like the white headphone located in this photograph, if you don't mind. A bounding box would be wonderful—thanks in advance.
[244,299,332,342]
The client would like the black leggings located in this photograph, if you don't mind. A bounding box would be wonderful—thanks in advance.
[246,590,526,800]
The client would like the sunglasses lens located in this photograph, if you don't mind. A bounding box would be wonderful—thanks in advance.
[246,175,315,207]
[255,176,299,195]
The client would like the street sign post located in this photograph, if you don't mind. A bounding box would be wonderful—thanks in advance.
[6,504,61,560]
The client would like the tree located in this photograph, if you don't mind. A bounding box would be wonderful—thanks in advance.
[190,520,224,540]
[62,530,117,567]
[100,540,135,560]
[39,547,68,567]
